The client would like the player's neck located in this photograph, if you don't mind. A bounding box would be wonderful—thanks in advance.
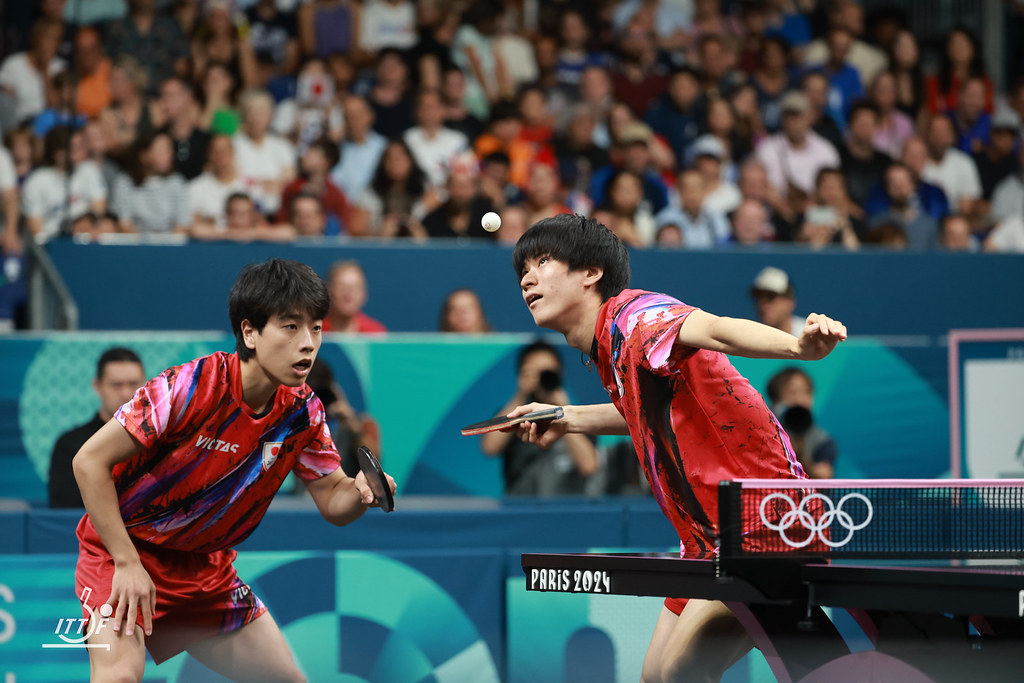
[238,358,279,413]
[561,302,601,354]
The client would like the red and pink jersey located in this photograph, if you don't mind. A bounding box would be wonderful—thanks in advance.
[593,290,806,557]
[107,351,340,553]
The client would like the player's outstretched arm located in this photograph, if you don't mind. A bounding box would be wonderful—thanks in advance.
[507,402,628,449]
[305,467,396,526]
[72,420,155,638]
[677,310,847,361]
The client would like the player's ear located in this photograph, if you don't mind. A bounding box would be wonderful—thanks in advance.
[582,266,604,289]
[241,319,257,351]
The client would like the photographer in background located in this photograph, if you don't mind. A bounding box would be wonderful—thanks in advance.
[766,367,838,479]
[480,340,600,496]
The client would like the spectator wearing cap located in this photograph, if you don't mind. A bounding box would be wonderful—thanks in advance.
[654,169,730,249]
[922,113,982,217]
[687,134,741,215]
[589,121,670,215]
[973,109,1021,205]
[839,102,892,210]
[754,90,840,216]
[644,67,705,165]
[749,266,806,337]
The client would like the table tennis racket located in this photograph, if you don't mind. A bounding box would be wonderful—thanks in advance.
[356,446,394,512]
[460,406,564,436]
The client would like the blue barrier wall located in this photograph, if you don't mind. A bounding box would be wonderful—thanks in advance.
[45,241,1024,335]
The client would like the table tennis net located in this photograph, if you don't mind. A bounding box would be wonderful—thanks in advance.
[718,479,1024,559]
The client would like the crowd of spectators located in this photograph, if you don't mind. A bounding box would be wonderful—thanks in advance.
[2,0,1024,256]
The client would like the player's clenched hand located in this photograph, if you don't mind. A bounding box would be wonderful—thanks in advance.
[797,313,847,361]
[354,470,397,506]
[107,558,156,638]
[506,402,568,449]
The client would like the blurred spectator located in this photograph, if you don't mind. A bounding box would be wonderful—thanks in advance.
[23,126,107,242]
[32,71,85,139]
[441,65,484,140]
[191,0,255,89]
[82,120,120,193]
[863,219,909,249]
[738,158,795,239]
[495,204,530,245]
[113,131,190,234]
[0,17,65,124]
[98,56,157,157]
[952,77,993,155]
[644,67,704,164]
[590,121,669,215]
[925,26,994,116]
[554,9,606,92]
[360,0,417,54]
[802,0,886,90]
[801,71,844,152]
[762,0,813,55]
[48,347,145,509]
[864,137,949,222]
[476,152,521,210]
[422,169,496,239]
[158,77,210,181]
[754,91,840,216]
[867,162,939,250]
[404,88,471,188]
[840,102,891,209]
[728,199,773,247]
[492,4,539,93]
[516,85,556,154]
[522,163,571,228]
[654,169,730,248]
[350,138,434,238]
[922,113,982,217]
[868,70,914,158]
[299,0,360,60]
[984,213,1024,252]
[578,65,615,148]
[105,0,189,97]
[766,367,837,479]
[593,170,655,248]
[189,134,246,229]
[814,166,866,239]
[480,339,599,496]
[609,20,670,119]
[975,110,1022,208]
[290,193,328,237]
[278,136,350,234]
[331,94,387,201]
[451,0,509,119]
[245,0,301,89]
[887,29,925,119]
[990,130,1024,222]
[655,222,684,247]
[612,0,692,52]
[323,260,387,333]
[939,213,978,251]
[365,49,415,139]
[4,127,35,186]
[0,143,18,255]
[689,135,741,214]
[797,203,860,251]
[705,95,749,173]
[749,266,805,336]
[36,0,74,61]
[752,36,796,134]
[233,89,297,216]
[272,58,344,151]
[695,33,744,100]
[439,287,492,333]
[812,26,864,131]
[72,26,111,119]
[554,107,610,202]
[192,191,296,242]
[690,0,744,51]
[199,61,242,135]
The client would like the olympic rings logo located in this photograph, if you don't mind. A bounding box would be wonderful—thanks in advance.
[759,492,874,548]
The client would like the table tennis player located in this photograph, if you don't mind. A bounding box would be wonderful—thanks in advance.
[505,214,846,683]
[71,259,396,682]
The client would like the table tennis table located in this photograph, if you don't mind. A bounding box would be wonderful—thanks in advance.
[522,479,1024,683]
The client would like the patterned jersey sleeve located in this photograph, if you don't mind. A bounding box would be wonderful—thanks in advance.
[293,396,342,481]
[616,293,698,376]
[113,366,181,448]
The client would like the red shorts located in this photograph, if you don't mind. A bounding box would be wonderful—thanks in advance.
[75,516,266,663]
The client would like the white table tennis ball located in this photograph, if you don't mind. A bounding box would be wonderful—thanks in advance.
[481,211,501,232]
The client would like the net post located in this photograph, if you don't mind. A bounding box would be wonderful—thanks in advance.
[718,480,742,559]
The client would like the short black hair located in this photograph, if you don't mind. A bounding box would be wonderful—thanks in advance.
[228,259,330,361]
[96,347,143,380]
[512,213,630,301]
[846,100,878,126]
[516,339,562,372]
[766,366,812,404]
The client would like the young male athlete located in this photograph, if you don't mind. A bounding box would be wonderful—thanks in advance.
[505,214,847,683]
[72,259,396,682]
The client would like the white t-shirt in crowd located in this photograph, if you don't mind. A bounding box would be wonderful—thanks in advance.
[922,148,982,210]
[360,0,417,52]
[0,52,65,122]
[988,215,1024,252]
[232,132,296,214]
[0,147,15,191]
[402,126,469,188]
[755,131,840,196]
[22,162,107,241]
[188,172,249,227]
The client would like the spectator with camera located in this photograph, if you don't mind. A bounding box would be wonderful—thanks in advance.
[480,340,599,496]
[766,367,837,479]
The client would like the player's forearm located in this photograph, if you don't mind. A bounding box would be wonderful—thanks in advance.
[322,480,369,526]
[564,403,629,436]
[699,316,801,360]
[72,454,140,566]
